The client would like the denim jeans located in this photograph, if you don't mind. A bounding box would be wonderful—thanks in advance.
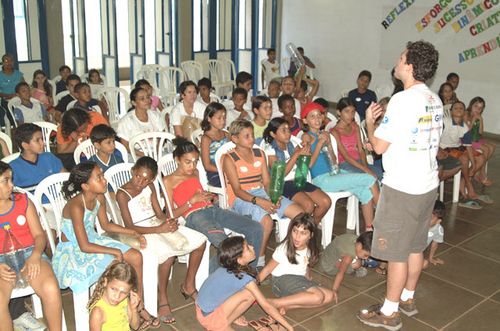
[186,207,263,272]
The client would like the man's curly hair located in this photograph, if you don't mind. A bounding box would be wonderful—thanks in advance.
[405,41,439,82]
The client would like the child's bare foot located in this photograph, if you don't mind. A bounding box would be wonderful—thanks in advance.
[423,259,430,269]
[233,316,248,326]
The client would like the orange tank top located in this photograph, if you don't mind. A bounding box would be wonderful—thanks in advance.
[226,148,264,206]
[172,177,212,218]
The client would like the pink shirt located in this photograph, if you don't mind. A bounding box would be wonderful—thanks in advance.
[332,123,360,164]
[151,96,160,110]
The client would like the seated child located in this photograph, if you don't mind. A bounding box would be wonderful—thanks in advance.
[294,67,319,111]
[267,79,282,118]
[439,101,491,208]
[116,156,206,323]
[235,71,253,111]
[423,200,445,269]
[88,124,125,172]
[88,261,140,331]
[196,236,292,331]
[200,102,229,187]
[258,214,335,311]
[331,97,383,181]
[281,76,302,118]
[164,138,263,273]
[301,102,377,230]
[87,69,105,100]
[263,117,331,224]
[134,79,164,112]
[251,95,273,141]
[319,231,373,302]
[31,69,54,111]
[261,48,280,89]
[51,162,159,327]
[467,96,496,186]
[224,119,303,268]
[225,87,253,127]
[13,82,48,125]
[55,65,71,94]
[11,123,64,231]
[197,78,220,106]
[73,82,109,119]
[55,74,81,116]
[0,162,63,331]
[278,94,302,136]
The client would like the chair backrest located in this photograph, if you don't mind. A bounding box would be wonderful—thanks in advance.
[1,152,20,163]
[214,141,236,208]
[206,59,235,84]
[104,162,133,192]
[73,138,128,164]
[180,61,203,82]
[0,131,13,154]
[52,75,62,84]
[206,60,221,83]
[159,67,185,106]
[66,99,77,111]
[34,172,70,237]
[98,87,130,124]
[281,57,290,76]
[47,79,57,105]
[33,121,57,152]
[128,131,176,162]
[191,128,204,147]
[136,64,163,95]
[54,90,70,105]
[7,96,21,113]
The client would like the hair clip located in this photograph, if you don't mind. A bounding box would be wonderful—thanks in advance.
[68,183,75,192]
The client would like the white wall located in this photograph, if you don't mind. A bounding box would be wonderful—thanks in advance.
[281,0,500,134]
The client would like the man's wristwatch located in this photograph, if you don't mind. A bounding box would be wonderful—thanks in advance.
[251,196,257,205]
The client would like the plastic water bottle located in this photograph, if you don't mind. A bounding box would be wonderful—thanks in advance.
[269,161,286,205]
[286,43,305,69]
[294,155,311,189]
[322,143,339,175]
[2,225,28,288]
[471,119,480,142]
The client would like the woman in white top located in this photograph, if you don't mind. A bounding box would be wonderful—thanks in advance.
[117,87,165,152]
[116,156,207,324]
[170,81,206,138]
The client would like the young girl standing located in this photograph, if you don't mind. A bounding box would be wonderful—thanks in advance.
[51,162,160,329]
[200,102,229,187]
[331,97,383,182]
[88,262,140,331]
[196,236,293,331]
[301,102,377,231]
[257,213,334,313]
[0,162,63,331]
[164,138,263,273]
[116,156,206,324]
[263,118,331,225]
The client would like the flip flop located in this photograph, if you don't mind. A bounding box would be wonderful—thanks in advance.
[248,320,272,331]
[233,316,248,327]
[458,199,482,210]
[158,304,176,325]
[476,194,493,204]
[259,316,281,330]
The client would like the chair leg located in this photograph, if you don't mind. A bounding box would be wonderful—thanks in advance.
[142,253,159,317]
[439,181,445,202]
[346,196,360,234]
[195,243,211,291]
[31,293,43,318]
[321,197,338,249]
[73,290,90,331]
[452,170,461,203]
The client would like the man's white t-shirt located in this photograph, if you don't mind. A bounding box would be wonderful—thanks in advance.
[375,83,443,194]
[271,242,309,277]
[116,109,165,141]
[170,100,206,127]
[261,59,280,87]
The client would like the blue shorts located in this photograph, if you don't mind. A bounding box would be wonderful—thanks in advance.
[231,188,293,223]
[0,245,50,265]
[272,274,318,297]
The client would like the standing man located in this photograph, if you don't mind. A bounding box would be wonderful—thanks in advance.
[357,41,442,331]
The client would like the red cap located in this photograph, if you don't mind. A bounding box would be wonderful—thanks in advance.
[301,102,325,119]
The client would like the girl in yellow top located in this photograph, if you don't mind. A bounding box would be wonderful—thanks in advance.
[88,262,141,331]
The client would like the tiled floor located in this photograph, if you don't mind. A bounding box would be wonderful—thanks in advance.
[57,147,500,330]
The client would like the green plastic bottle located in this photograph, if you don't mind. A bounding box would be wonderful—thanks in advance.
[294,155,311,189]
[269,160,286,204]
[471,119,480,142]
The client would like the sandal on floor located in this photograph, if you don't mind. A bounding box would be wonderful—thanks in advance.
[248,320,272,331]
[476,194,494,204]
[180,284,198,301]
[458,199,482,210]
[375,266,387,276]
[158,303,176,325]
[259,316,281,330]
[233,316,249,327]
[137,308,161,330]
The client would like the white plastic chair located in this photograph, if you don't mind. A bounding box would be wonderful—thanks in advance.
[98,87,129,126]
[66,100,102,115]
[11,187,68,331]
[73,138,129,165]
[54,91,70,106]
[81,72,107,86]
[190,128,204,147]
[159,67,185,106]
[206,59,236,98]
[47,79,57,106]
[128,131,176,162]
[33,121,57,152]
[2,152,20,163]
[0,130,13,154]
[136,64,164,95]
[180,61,203,82]
[439,170,461,203]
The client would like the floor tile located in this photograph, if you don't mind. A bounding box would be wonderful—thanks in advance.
[425,248,500,296]
[448,203,499,228]
[460,231,500,262]
[490,290,500,303]
[440,216,487,245]
[443,300,500,331]
[367,273,483,329]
